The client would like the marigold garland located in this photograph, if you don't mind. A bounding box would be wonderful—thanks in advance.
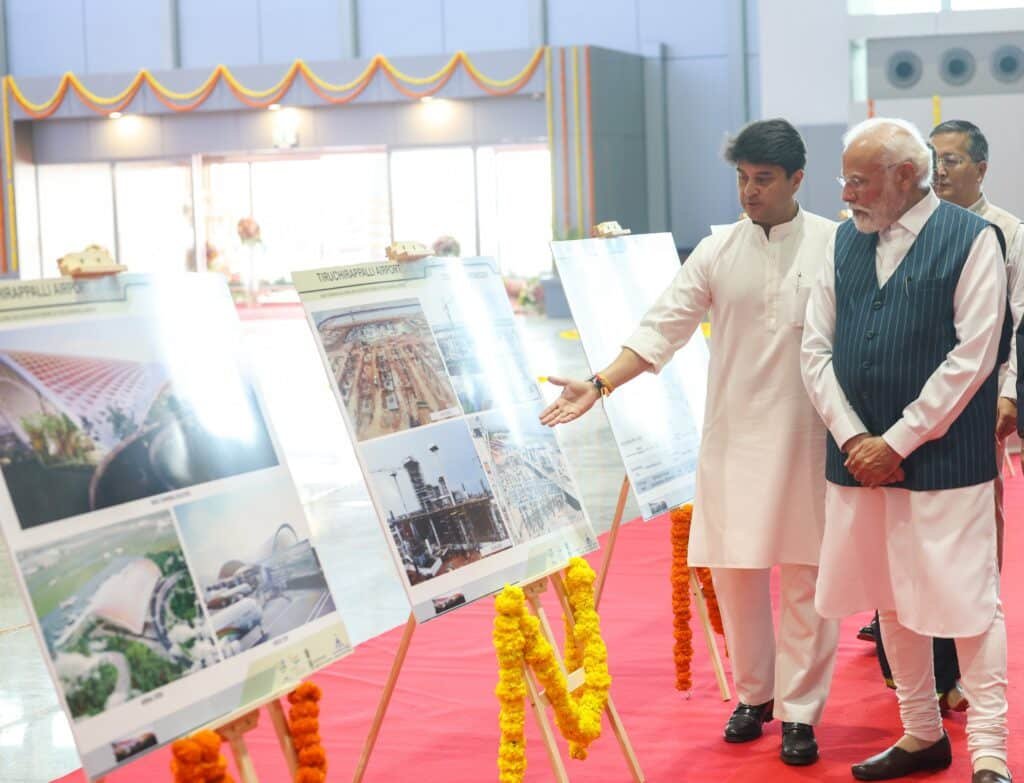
[671,505,727,692]
[169,729,234,783]
[493,557,611,783]
[670,504,695,691]
[695,567,725,636]
[288,682,326,783]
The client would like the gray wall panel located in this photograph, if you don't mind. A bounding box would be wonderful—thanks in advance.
[666,58,737,247]
[547,0,639,51]
[179,0,261,68]
[7,0,87,76]
[83,0,174,74]
[259,0,349,64]
[359,0,446,57]
[636,0,730,58]
[442,0,535,51]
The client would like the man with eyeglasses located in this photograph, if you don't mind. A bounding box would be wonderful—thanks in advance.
[932,119,1024,571]
[802,117,1012,783]
[541,119,840,767]
[865,120,1024,722]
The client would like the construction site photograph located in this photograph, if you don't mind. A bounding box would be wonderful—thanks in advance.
[419,264,541,414]
[16,511,219,721]
[360,419,512,587]
[469,404,588,544]
[0,317,279,529]
[174,476,339,658]
[314,299,461,442]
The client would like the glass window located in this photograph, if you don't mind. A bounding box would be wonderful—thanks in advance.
[848,0,939,13]
[114,161,194,274]
[37,163,116,279]
[390,147,477,256]
[477,145,553,278]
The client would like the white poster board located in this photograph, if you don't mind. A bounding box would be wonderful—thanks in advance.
[0,274,351,779]
[293,257,597,623]
[551,233,709,517]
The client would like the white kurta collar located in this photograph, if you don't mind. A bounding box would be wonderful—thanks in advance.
[886,189,940,239]
[968,194,989,216]
[752,204,804,243]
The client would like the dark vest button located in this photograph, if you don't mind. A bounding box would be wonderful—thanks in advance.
[871,300,883,310]
[861,360,871,369]
[866,331,876,340]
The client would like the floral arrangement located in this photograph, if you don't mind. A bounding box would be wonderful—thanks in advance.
[237,216,261,245]
[670,504,725,692]
[169,729,234,783]
[492,557,611,783]
[288,682,327,783]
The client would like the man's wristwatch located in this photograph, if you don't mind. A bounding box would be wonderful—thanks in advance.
[587,373,614,397]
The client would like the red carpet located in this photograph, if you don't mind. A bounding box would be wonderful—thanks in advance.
[58,469,1024,782]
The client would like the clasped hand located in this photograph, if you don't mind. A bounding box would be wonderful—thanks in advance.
[842,434,904,488]
[538,376,600,427]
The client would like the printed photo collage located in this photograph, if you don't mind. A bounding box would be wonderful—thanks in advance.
[302,259,596,619]
[0,277,349,775]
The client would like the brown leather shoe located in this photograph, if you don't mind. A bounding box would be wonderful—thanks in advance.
[851,734,952,780]
[723,700,773,743]
[972,770,1012,783]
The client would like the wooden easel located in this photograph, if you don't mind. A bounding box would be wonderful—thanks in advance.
[352,480,648,782]
[353,566,645,783]
[601,476,730,702]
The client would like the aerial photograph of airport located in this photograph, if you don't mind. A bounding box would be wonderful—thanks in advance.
[0,316,279,529]
[16,511,218,721]
[175,478,337,657]
[360,419,512,587]
[314,299,461,441]
[469,404,587,544]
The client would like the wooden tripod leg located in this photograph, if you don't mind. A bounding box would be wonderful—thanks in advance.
[690,570,731,701]
[595,475,631,609]
[604,695,645,782]
[267,698,298,776]
[523,663,571,783]
[217,710,262,783]
[352,612,417,783]
[552,571,644,781]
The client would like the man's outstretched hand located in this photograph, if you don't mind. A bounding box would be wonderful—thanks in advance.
[539,376,601,426]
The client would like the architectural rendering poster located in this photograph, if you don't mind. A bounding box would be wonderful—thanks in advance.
[551,233,709,518]
[294,257,597,623]
[0,274,352,779]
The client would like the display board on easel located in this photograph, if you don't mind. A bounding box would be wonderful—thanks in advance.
[293,256,598,622]
[551,233,710,517]
[0,274,353,781]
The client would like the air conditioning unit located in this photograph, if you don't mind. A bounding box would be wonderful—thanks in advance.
[868,32,1024,99]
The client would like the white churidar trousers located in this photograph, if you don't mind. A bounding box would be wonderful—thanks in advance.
[711,565,839,725]
[879,604,1008,764]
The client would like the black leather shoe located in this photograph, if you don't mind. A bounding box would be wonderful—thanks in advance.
[851,734,952,780]
[780,722,818,765]
[857,624,876,642]
[973,770,1012,783]
[723,700,773,743]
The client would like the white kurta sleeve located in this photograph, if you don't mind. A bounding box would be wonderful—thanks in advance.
[800,231,869,448]
[883,227,1008,458]
[622,236,714,373]
[998,225,1024,399]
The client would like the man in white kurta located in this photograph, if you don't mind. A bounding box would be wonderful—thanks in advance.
[541,119,839,767]
[801,118,1011,783]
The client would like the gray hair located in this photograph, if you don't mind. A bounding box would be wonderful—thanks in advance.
[843,117,932,189]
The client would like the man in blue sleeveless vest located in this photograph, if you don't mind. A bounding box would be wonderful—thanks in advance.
[801,117,1011,783]
[868,119,1024,716]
